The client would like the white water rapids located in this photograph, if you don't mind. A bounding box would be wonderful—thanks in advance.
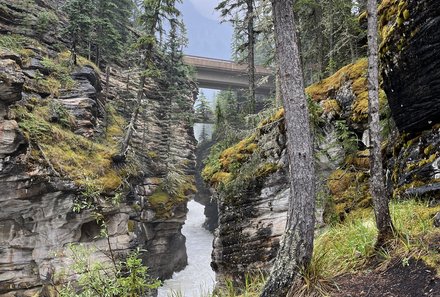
[157,200,216,297]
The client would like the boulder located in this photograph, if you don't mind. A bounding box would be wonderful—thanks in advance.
[0,120,25,157]
[0,59,24,103]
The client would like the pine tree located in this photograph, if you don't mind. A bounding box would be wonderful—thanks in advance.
[195,92,213,123]
[117,0,183,159]
[92,0,123,67]
[260,0,315,295]
[64,0,94,65]
[366,0,394,247]
[216,0,257,114]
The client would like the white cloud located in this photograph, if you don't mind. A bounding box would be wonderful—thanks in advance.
[188,0,221,21]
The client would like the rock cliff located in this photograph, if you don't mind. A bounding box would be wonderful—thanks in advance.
[379,0,440,201]
[0,0,196,295]
[379,0,440,134]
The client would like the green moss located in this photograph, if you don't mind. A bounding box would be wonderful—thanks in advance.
[306,58,368,102]
[13,99,131,193]
[322,99,341,115]
[302,58,381,124]
[255,163,279,177]
[219,134,258,169]
[326,168,370,222]
[104,105,125,145]
[0,34,42,53]
[258,108,285,127]
[378,0,410,54]
[127,220,136,233]
[210,171,232,185]
[149,190,170,206]
[147,151,158,159]
[424,144,433,156]
[406,153,438,172]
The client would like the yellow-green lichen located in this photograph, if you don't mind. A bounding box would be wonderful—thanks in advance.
[322,99,341,115]
[13,100,129,192]
[326,169,370,222]
[378,0,410,54]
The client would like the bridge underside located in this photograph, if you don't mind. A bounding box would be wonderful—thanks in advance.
[196,70,273,95]
[183,56,275,95]
[195,69,274,95]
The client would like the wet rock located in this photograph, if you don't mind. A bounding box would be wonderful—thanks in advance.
[380,0,440,134]
[0,50,22,66]
[0,59,24,103]
[386,127,440,200]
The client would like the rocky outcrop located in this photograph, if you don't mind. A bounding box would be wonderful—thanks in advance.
[0,58,24,103]
[379,0,440,202]
[194,139,218,232]
[385,125,440,202]
[0,0,197,295]
[204,59,380,285]
[379,0,440,134]
[206,1,440,285]
[210,121,289,285]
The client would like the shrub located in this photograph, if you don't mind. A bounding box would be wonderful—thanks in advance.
[58,245,160,297]
[36,10,59,35]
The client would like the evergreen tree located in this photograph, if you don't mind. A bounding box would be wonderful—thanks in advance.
[366,0,394,247]
[195,92,213,123]
[260,0,315,295]
[64,0,134,67]
[294,0,366,84]
[216,0,257,114]
[118,0,183,158]
[92,0,121,67]
[64,0,94,65]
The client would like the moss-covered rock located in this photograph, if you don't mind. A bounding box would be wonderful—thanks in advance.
[386,127,440,201]
[379,0,440,133]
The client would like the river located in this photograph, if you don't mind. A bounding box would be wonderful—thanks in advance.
[157,200,216,297]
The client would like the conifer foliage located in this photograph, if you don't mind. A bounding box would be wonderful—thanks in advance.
[64,0,134,67]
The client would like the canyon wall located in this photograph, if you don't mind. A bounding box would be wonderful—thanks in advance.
[0,0,196,295]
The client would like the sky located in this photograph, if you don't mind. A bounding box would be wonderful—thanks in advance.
[177,0,233,103]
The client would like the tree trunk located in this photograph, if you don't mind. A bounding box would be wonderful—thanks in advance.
[117,0,161,159]
[367,0,394,247]
[247,0,256,114]
[260,1,316,296]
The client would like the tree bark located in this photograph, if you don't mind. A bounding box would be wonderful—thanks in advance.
[260,1,316,296]
[246,0,256,114]
[367,0,394,247]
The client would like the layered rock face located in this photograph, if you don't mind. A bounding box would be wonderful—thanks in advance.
[380,0,440,133]
[0,0,196,295]
[210,121,289,284]
[194,139,218,232]
[379,0,440,201]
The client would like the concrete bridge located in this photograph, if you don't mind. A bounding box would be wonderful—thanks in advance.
[183,55,275,95]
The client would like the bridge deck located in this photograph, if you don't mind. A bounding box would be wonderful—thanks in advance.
[183,55,272,75]
[183,55,275,94]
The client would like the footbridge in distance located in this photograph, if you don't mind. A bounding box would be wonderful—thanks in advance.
[183,55,275,95]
